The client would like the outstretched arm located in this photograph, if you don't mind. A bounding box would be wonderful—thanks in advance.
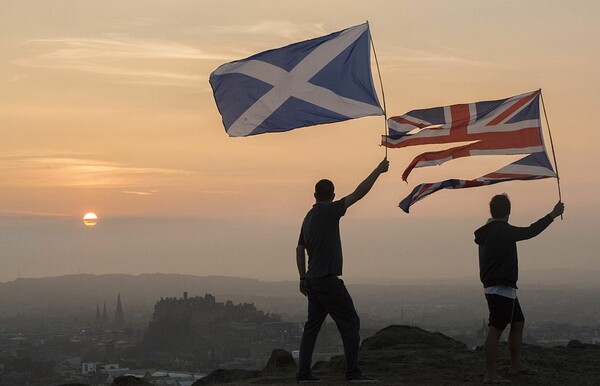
[344,158,389,210]
[504,201,565,242]
[549,201,565,219]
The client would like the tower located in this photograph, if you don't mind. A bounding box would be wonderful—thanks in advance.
[102,302,110,326]
[95,301,101,327]
[114,292,125,327]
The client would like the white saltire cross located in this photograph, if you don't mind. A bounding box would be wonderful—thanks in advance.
[213,24,382,137]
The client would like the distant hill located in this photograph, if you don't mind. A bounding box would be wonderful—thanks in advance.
[0,274,298,319]
[0,272,598,327]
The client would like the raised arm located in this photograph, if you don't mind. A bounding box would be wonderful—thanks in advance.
[344,158,389,209]
[550,201,565,219]
[504,201,565,242]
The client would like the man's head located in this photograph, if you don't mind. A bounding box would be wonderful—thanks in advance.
[314,179,335,202]
[490,193,511,219]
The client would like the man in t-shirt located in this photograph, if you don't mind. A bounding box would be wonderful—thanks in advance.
[295,158,389,384]
[475,194,564,384]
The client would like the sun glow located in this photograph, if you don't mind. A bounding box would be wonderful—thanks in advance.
[83,212,98,226]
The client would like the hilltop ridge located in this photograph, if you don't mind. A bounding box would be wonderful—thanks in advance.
[188,325,599,385]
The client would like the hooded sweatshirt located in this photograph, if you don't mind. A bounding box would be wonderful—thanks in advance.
[474,215,553,289]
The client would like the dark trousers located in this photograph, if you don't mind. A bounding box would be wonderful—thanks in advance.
[298,277,361,378]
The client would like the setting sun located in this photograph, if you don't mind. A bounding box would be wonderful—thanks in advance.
[83,212,98,227]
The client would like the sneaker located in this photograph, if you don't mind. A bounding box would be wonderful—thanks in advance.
[296,373,322,383]
[347,373,378,383]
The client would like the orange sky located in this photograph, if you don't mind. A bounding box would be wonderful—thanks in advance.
[1,0,599,282]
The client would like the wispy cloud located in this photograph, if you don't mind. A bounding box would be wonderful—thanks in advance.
[122,190,158,196]
[23,36,227,60]
[379,46,490,72]
[103,16,171,30]
[1,74,30,83]
[214,20,326,41]
[1,152,196,188]
[0,210,74,218]
[16,36,233,87]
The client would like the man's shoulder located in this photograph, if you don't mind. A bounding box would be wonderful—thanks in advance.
[306,200,346,221]
[313,199,345,210]
[332,198,347,215]
[475,219,511,245]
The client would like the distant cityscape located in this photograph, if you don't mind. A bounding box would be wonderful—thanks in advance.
[0,274,598,385]
[1,289,323,385]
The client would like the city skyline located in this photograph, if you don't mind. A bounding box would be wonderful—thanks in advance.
[1,1,599,282]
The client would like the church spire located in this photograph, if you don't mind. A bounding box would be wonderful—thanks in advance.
[95,301,101,327]
[114,292,125,327]
[102,302,110,326]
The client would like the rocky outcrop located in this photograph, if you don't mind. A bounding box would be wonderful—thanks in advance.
[192,325,600,385]
[194,369,262,384]
[111,375,152,385]
[262,348,298,374]
[58,383,90,386]
[194,349,296,385]
[360,325,467,351]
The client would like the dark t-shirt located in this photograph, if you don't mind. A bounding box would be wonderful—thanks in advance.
[474,215,553,288]
[298,199,347,279]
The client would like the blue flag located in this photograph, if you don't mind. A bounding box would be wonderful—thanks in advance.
[210,23,383,137]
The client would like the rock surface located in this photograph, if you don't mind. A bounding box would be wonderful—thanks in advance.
[112,375,152,385]
[262,348,298,375]
[194,369,262,384]
[192,325,600,385]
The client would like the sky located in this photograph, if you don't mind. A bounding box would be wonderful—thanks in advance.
[1,0,599,283]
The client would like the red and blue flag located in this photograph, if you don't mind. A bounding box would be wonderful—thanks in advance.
[383,90,557,212]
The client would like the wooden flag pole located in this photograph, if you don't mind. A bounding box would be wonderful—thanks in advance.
[367,20,388,159]
[540,89,563,219]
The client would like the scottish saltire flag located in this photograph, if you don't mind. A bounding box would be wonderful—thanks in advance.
[210,23,383,137]
[382,90,557,212]
[399,152,556,212]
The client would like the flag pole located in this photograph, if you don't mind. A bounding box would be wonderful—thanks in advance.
[367,20,388,159]
[540,89,563,219]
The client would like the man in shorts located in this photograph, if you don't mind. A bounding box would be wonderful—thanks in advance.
[295,158,389,383]
[475,194,564,383]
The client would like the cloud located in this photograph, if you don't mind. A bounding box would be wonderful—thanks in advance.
[16,36,233,87]
[1,75,30,83]
[0,210,74,218]
[214,20,326,41]
[121,190,158,196]
[0,153,196,188]
[379,46,490,72]
[23,36,227,60]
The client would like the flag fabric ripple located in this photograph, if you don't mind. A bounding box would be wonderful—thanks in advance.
[383,90,557,212]
[210,23,383,137]
[399,152,556,213]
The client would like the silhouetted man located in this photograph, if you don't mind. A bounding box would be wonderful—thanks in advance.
[295,158,389,383]
[475,194,564,384]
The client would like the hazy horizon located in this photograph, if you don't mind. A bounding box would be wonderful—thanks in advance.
[2,268,599,289]
[2,1,599,283]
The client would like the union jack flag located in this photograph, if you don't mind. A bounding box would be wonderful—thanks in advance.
[383,90,557,212]
[399,152,556,212]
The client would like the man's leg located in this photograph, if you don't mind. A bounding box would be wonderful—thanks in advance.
[484,294,510,382]
[484,325,503,380]
[298,284,328,378]
[508,320,524,373]
[507,298,534,375]
[317,279,362,379]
